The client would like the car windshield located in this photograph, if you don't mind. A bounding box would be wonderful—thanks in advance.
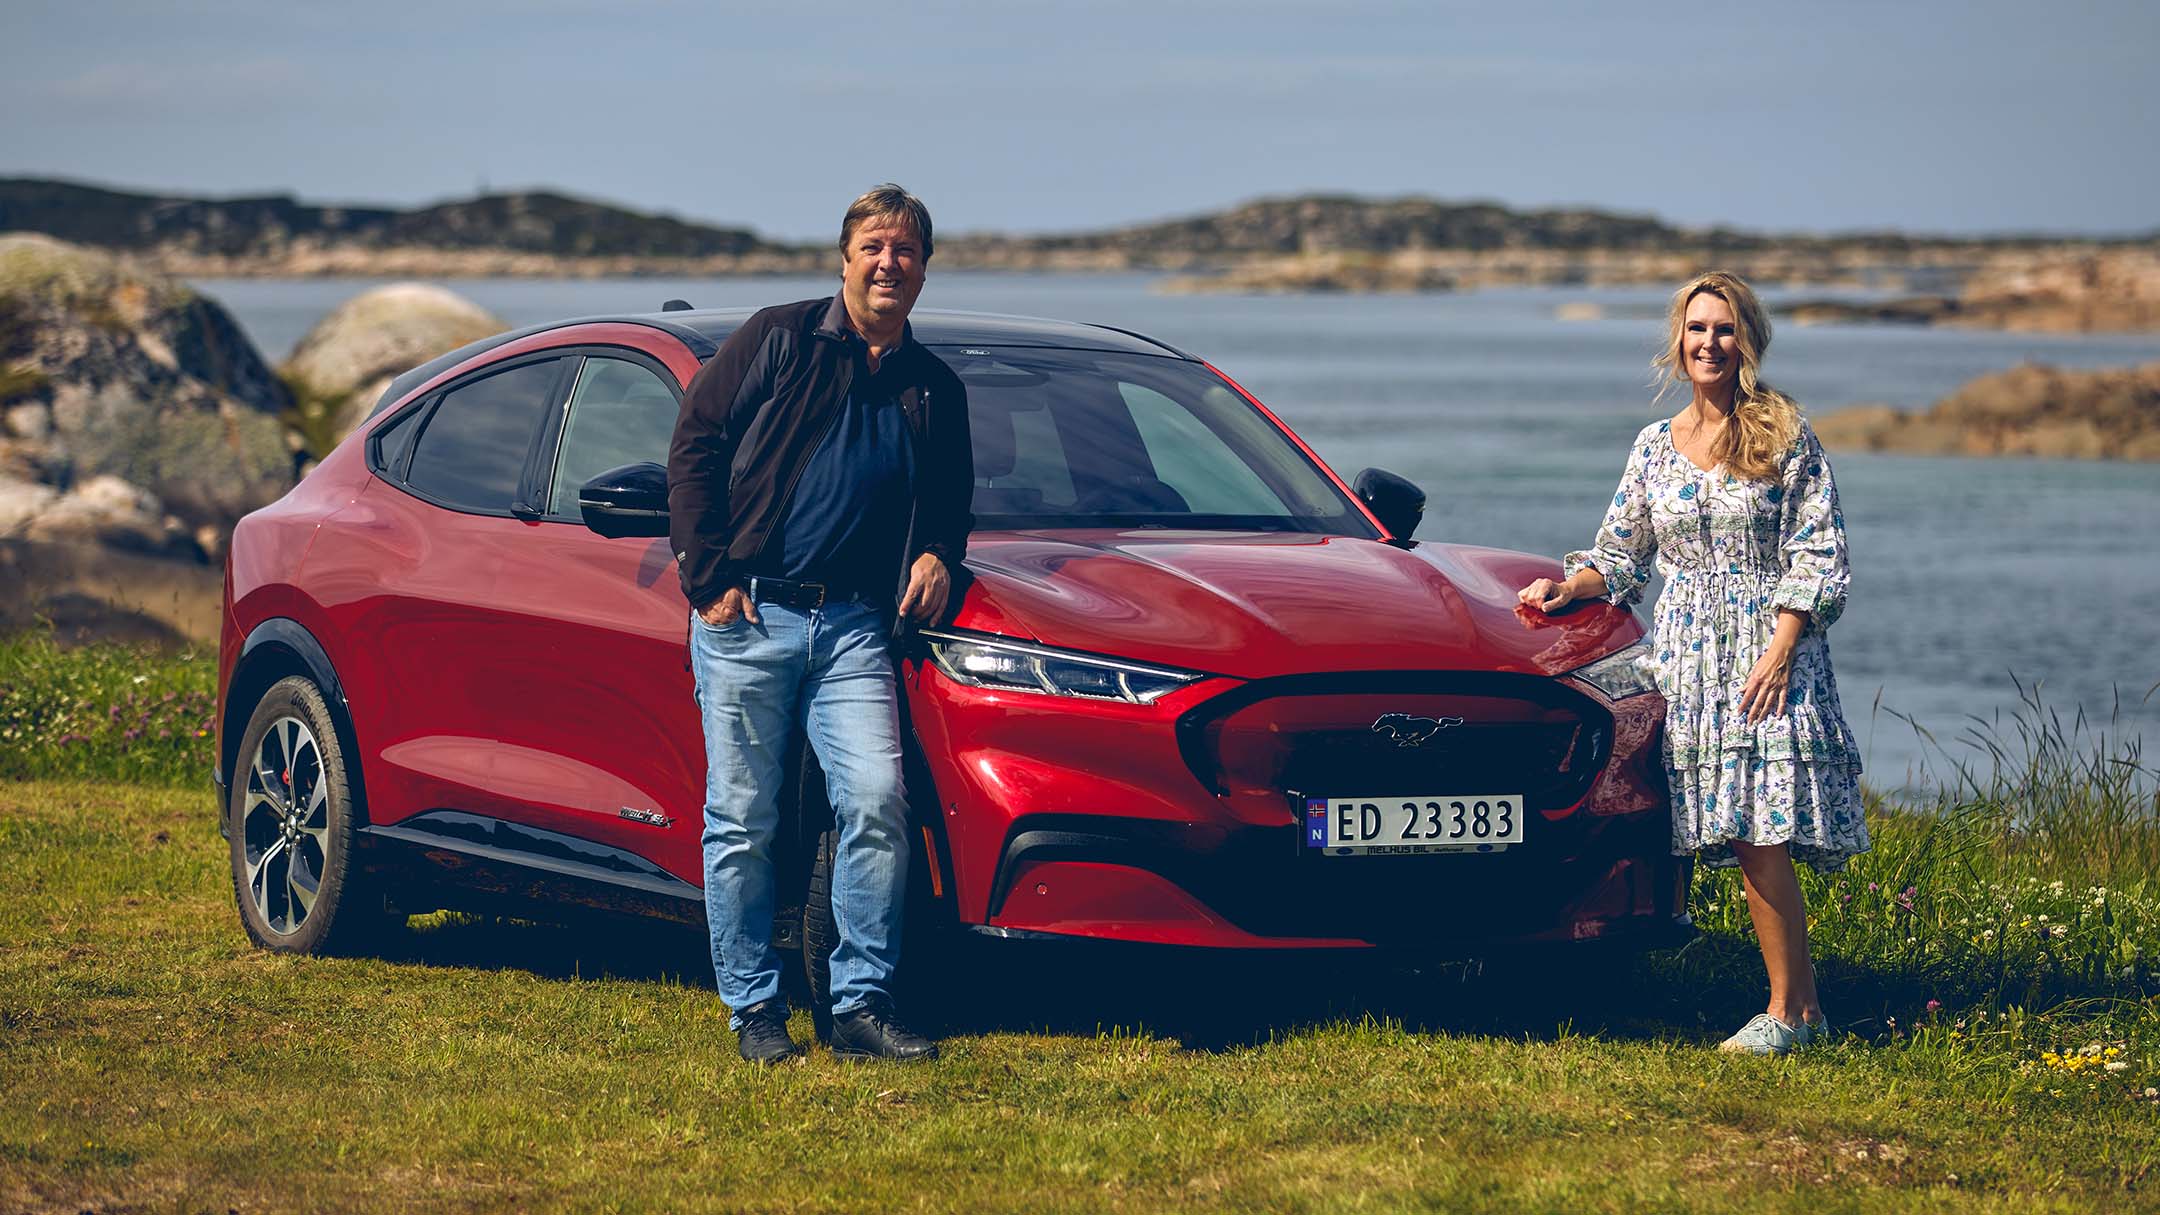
[942,346,1376,537]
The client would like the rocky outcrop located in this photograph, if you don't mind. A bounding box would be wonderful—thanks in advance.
[1814,362,2160,460]
[0,234,293,555]
[1159,252,1463,294]
[0,178,804,270]
[12,177,2158,294]
[281,283,505,448]
[1786,251,2160,334]
[0,472,197,555]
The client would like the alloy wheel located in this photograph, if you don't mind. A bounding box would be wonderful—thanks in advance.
[239,715,331,936]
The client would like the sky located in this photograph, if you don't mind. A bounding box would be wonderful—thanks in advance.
[2,0,2155,242]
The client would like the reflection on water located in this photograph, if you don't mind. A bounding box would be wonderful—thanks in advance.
[196,274,2160,792]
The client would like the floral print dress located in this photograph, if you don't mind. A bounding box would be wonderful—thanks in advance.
[1565,417,1869,872]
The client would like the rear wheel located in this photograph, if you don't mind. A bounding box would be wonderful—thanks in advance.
[226,675,388,954]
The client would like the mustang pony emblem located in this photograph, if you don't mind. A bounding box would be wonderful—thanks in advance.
[1370,713,1467,747]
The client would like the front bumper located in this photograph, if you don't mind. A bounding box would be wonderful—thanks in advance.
[905,657,1679,952]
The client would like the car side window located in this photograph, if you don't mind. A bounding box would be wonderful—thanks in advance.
[368,400,424,477]
[546,356,681,517]
[1120,383,1291,515]
[404,359,563,514]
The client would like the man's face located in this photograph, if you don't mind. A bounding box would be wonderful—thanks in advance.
[840,217,927,331]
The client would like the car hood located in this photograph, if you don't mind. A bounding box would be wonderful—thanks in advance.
[953,529,1643,682]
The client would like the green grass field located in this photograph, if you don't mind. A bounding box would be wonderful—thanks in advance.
[3,635,2158,1212]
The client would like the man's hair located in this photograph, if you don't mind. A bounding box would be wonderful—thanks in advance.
[838,184,934,261]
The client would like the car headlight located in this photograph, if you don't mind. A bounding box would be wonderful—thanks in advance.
[920,629,1204,704]
[1567,640,1658,700]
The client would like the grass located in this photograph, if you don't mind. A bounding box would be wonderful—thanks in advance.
[3,635,2159,1212]
[0,631,215,785]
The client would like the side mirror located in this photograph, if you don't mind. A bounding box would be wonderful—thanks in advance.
[579,462,671,538]
[1353,467,1425,542]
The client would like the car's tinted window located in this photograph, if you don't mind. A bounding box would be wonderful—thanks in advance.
[369,400,423,477]
[1120,384,1291,516]
[405,359,561,513]
[950,348,1371,536]
[546,357,680,516]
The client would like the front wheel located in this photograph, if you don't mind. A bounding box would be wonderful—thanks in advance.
[226,675,388,954]
[801,820,964,1042]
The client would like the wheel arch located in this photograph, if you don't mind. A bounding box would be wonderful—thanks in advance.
[222,618,369,824]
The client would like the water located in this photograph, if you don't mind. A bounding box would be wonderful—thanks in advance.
[195,274,2160,791]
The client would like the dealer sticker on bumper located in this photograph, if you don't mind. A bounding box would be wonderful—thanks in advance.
[1305,795,1524,855]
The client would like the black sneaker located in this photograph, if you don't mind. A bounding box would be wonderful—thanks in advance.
[830,996,940,1062]
[735,998,802,1064]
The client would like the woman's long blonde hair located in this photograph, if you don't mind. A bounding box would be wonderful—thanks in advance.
[1652,270,1799,481]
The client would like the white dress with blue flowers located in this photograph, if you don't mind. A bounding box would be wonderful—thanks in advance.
[1565,417,1869,872]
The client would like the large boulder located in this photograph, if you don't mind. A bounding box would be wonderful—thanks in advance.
[281,282,504,447]
[0,234,293,545]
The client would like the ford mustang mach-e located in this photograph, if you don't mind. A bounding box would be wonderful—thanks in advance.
[215,305,1684,989]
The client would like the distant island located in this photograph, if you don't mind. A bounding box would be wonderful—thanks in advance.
[3,178,2157,328]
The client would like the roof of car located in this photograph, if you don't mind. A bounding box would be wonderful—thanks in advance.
[369,305,1195,420]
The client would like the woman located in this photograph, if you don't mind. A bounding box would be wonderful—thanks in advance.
[1518,270,1867,1055]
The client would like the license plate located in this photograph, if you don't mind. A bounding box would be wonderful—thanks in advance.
[1304,795,1524,855]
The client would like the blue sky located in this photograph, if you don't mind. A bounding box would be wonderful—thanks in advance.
[2,0,2154,240]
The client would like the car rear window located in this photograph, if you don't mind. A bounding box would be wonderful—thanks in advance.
[404,359,563,514]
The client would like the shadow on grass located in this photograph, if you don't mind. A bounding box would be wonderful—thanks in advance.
[364,909,1766,1052]
[359,876,2147,1055]
[376,911,719,991]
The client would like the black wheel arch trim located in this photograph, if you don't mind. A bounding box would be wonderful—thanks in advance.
[221,617,362,823]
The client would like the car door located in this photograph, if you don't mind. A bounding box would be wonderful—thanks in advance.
[323,351,578,835]
[480,347,707,886]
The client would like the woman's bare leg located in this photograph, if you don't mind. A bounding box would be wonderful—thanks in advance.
[1727,840,1822,1025]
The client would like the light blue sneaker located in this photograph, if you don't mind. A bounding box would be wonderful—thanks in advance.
[1719,1012,1807,1055]
[1796,1016,1834,1047]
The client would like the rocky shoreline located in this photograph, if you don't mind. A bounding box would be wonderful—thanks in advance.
[1785,251,2160,335]
[1814,361,2160,461]
[10,179,2158,324]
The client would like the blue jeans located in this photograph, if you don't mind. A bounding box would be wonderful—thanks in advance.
[689,600,910,1024]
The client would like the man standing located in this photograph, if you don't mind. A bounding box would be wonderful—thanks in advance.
[668,185,972,1063]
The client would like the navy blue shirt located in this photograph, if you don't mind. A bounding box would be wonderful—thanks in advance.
[775,356,916,598]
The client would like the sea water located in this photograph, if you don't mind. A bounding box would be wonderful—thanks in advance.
[196,274,2160,792]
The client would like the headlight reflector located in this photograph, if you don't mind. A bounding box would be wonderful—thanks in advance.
[1568,640,1658,700]
[922,630,1203,704]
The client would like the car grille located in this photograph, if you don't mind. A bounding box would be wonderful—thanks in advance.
[1176,672,1611,816]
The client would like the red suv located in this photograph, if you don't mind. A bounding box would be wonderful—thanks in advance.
[216,306,1684,974]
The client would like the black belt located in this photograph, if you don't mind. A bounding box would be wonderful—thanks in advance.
[746,576,869,611]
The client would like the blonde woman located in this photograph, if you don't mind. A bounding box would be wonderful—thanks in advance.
[1518,270,1867,1054]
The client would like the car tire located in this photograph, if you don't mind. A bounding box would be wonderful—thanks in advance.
[226,675,388,955]
[802,818,968,1043]
[802,824,839,1042]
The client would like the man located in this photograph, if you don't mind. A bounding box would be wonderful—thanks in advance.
[667,184,972,1064]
